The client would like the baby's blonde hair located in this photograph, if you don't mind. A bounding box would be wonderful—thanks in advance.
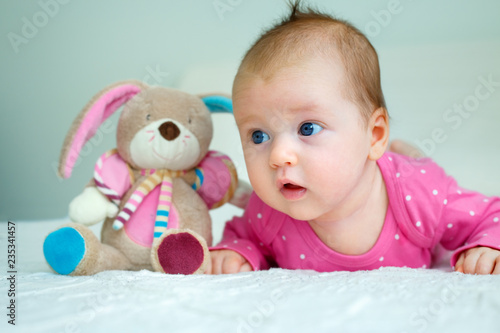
[234,0,387,123]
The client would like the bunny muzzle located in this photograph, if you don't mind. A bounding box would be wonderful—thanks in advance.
[129,118,201,171]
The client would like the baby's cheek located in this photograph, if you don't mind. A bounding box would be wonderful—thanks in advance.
[246,167,270,196]
[314,164,358,198]
[242,144,260,161]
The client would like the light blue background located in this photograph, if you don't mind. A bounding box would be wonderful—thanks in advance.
[1,0,500,222]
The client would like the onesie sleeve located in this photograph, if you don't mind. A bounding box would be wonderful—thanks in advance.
[438,180,500,265]
[209,192,276,271]
[382,153,500,267]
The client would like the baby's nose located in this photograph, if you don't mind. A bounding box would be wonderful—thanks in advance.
[158,121,180,141]
[269,138,298,168]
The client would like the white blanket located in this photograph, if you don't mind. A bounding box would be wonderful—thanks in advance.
[1,218,499,333]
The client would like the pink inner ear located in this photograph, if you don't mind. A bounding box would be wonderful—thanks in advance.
[63,84,142,178]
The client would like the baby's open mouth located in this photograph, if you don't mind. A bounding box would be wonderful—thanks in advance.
[283,183,304,190]
[280,182,306,200]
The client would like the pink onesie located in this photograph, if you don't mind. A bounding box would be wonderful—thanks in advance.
[210,152,500,272]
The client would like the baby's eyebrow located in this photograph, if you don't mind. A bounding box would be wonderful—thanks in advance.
[235,113,260,127]
[288,102,320,113]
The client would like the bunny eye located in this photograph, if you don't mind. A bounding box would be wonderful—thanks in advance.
[188,117,192,124]
[146,114,151,121]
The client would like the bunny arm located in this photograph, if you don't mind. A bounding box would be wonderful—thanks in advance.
[179,172,251,209]
[180,169,197,186]
[69,185,118,226]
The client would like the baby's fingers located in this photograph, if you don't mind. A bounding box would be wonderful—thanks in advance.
[492,257,500,275]
[205,255,213,274]
[454,252,465,273]
[472,251,496,275]
[460,247,500,275]
[483,250,500,275]
[208,250,231,275]
[240,262,252,273]
[462,248,485,274]
[221,254,248,274]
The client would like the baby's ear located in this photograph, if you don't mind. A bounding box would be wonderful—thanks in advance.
[368,107,389,161]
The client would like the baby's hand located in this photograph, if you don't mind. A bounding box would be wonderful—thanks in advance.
[206,249,252,274]
[454,246,500,275]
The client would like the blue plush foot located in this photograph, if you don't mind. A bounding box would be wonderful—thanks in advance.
[43,227,86,275]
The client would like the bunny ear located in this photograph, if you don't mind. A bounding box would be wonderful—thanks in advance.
[201,95,233,113]
[59,80,147,179]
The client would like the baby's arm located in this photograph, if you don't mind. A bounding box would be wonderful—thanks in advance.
[396,153,500,275]
[437,185,500,274]
[208,193,274,274]
[454,247,500,275]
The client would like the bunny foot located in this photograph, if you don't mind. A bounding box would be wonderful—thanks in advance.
[43,225,87,275]
[44,223,132,275]
[151,229,210,275]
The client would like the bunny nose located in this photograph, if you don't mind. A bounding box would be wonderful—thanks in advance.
[158,121,180,141]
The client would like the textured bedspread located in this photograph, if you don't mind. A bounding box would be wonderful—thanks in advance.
[1,219,499,333]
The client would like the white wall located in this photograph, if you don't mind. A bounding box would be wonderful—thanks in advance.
[1,0,499,241]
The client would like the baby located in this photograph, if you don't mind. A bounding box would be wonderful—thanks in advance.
[207,2,500,275]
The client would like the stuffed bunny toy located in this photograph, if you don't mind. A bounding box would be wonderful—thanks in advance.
[43,80,249,276]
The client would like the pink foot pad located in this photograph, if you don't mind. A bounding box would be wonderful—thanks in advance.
[157,233,204,274]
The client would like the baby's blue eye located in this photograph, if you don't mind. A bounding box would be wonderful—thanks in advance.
[299,123,323,136]
[251,130,270,144]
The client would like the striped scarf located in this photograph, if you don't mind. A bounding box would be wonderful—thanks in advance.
[112,169,185,245]
[93,150,192,244]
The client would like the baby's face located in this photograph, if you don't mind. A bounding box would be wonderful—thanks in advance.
[233,56,375,223]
